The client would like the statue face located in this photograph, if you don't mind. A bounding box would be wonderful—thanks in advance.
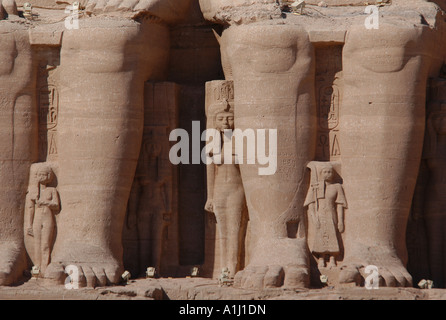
[37,169,52,184]
[215,111,234,132]
[321,167,333,182]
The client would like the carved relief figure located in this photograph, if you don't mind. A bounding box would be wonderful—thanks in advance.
[424,109,446,287]
[127,130,172,275]
[305,162,347,268]
[123,82,179,277]
[25,164,60,274]
[204,81,247,277]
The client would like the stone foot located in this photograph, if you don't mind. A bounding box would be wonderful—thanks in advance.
[0,242,26,286]
[339,245,413,287]
[234,238,309,289]
[328,256,337,269]
[44,245,123,287]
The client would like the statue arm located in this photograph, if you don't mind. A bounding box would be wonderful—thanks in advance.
[26,194,35,236]
[335,185,346,233]
[36,188,60,212]
[204,163,215,213]
[337,204,344,233]
[49,189,60,212]
[160,180,170,213]
[307,203,319,229]
[304,187,319,228]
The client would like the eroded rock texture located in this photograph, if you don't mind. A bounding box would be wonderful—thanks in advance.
[0,0,445,291]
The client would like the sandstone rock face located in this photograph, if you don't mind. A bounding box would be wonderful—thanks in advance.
[0,0,445,295]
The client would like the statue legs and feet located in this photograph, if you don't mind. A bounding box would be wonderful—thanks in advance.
[0,9,38,285]
[44,19,170,287]
[339,21,435,287]
[221,24,316,289]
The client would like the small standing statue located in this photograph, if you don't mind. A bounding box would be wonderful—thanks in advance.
[25,164,60,275]
[304,162,347,269]
[204,80,247,277]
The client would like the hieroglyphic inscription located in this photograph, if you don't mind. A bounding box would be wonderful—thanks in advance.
[315,46,343,161]
[213,81,234,102]
[39,85,59,161]
[37,48,60,162]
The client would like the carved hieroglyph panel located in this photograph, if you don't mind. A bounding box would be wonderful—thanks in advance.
[38,85,59,161]
[315,46,343,162]
[39,85,58,131]
[37,48,60,162]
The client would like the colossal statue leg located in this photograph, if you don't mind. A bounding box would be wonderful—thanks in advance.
[0,19,38,285]
[339,21,436,287]
[220,24,316,289]
[44,18,170,286]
